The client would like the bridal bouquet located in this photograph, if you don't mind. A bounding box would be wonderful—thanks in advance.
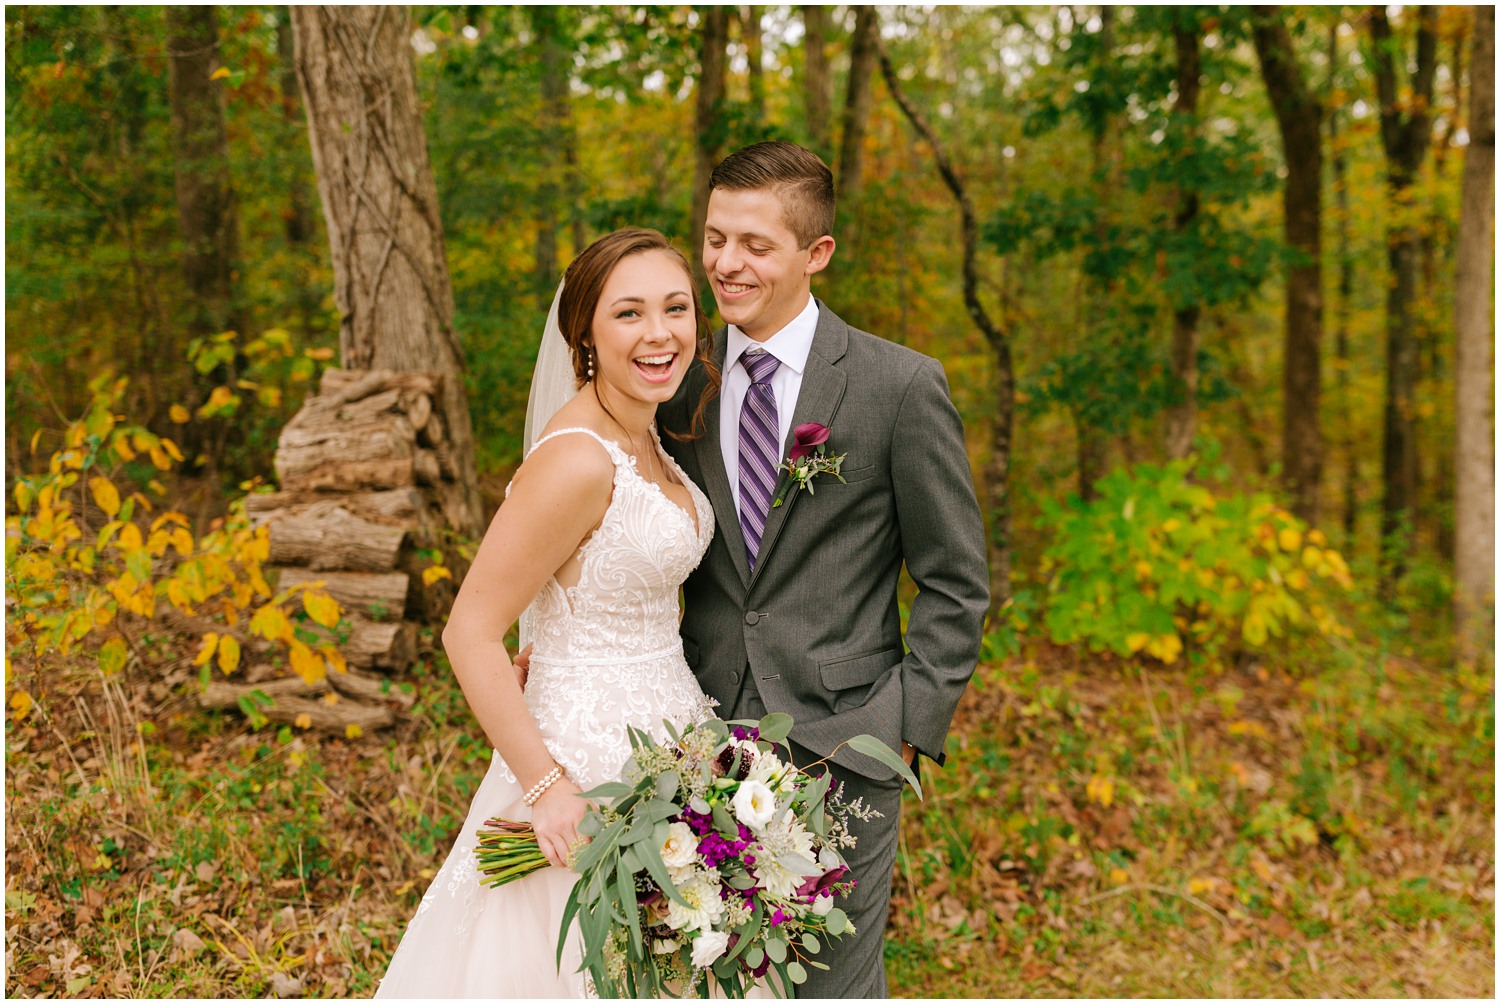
[476,713,917,998]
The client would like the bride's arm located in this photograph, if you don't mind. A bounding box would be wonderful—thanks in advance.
[442,435,614,866]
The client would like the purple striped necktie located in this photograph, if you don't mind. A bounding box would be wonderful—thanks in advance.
[738,348,782,569]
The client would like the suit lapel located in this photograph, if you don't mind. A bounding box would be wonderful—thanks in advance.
[748,302,849,591]
[694,331,752,588]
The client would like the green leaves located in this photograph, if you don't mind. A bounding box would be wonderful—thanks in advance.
[847,735,922,798]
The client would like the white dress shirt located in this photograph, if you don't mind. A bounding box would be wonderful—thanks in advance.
[720,296,820,514]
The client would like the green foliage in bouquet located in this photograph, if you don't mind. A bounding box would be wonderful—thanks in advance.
[1037,460,1354,667]
[476,714,916,999]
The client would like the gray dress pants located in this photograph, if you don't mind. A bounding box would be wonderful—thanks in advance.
[728,672,903,999]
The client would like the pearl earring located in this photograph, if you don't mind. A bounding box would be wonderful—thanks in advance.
[586,348,594,379]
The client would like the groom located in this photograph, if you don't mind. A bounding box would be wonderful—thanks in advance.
[661,141,989,997]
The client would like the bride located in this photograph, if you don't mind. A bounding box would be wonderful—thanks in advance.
[377,228,725,998]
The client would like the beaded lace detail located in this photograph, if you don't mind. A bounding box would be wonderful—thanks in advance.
[501,427,717,788]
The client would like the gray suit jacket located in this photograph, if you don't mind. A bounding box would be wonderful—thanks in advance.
[660,301,989,781]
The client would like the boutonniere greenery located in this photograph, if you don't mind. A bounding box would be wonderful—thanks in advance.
[772,422,846,507]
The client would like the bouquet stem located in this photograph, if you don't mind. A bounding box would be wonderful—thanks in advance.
[475,819,550,888]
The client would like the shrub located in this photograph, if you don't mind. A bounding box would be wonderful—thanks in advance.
[6,376,345,722]
[1037,460,1353,667]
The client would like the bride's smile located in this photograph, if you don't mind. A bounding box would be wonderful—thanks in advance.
[588,250,698,408]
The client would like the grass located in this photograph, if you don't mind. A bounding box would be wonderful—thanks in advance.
[4,629,1493,997]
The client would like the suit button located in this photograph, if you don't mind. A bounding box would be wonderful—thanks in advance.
[744,611,760,626]
[730,671,741,685]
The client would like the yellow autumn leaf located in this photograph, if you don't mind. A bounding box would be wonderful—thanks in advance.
[194,633,220,667]
[422,565,453,586]
[1187,876,1217,896]
[161,438,185,463]
[322,647,347,675]
[217,635,241,675]
[345,723,363,740]
[1085,774,1115,807]
[98,637,128,675]
[10,689,34,721]
[210,66,231,80]
[288,640,324,684]
[303,589,342,629]
[88,477,121,518]
[1277,526,1303,552]
[1108,867,1129,886]
[169,404,191,424]
[1124,632,1150,654]
[112,435,137,462]
[322,691,340,706]
[305,346,335,361]
[294,713,313,729]
[249,603,291,642]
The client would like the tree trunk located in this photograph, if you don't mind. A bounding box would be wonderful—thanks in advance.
[690,6,730,273]
[276,7,319,339]
[276,10,314,249]
[743,6,764,122]
[1453,4,1495,658]
[838,7,878,212]
[1328,23,1358,543]
[803,6,833,161]
[532,5,568,299]
[166,5,242,340]
[1370,5,1437,587]
[879,41,1014,612]
[1079,5,1122,503]
[290,5,482,539]
[1165,15,1202,461]
[1252,6,1325,526]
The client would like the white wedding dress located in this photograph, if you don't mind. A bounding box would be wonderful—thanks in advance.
[377,427,719,998]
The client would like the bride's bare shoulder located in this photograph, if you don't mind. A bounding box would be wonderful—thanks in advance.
[509,427,617,501]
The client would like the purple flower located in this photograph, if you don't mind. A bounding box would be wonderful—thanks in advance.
[730,725,761,742]
[769,908,788,927]
[795,865,851,900]
[789,423,831,462]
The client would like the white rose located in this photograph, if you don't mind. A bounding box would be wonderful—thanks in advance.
[731,779,776,830]
[810,895,834,917]
[690,930,731,968]
[659,821,699,869]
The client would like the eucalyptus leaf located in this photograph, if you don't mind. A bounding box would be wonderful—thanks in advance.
[655,770,680,804]
[800,932,820,953]
[786,961,807,985]
[744,945,765,969]
[756,712,794,745]
[847,733,922,798]
[689,795,711,815]
[765,937,787,964]
[615,853,641,953]
[826,907,848,935]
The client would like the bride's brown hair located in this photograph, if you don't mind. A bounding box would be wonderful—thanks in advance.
[557,227,719,441]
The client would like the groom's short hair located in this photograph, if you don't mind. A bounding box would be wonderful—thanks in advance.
[709,141,835,249]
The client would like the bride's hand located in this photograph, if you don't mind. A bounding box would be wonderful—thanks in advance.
[531,777,588,869]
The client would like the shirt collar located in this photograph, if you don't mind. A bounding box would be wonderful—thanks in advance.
[724,296,819,377]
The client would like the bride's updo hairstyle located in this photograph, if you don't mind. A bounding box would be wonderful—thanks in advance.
[557,227,719,440]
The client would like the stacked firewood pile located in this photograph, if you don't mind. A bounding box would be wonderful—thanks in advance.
[201,369,464,732]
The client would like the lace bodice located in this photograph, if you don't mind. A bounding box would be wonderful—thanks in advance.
[524,427,713,662]
[503,427,717,788]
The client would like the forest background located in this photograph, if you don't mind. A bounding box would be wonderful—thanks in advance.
[4,4,1494,998]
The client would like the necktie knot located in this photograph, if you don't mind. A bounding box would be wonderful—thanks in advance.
[741,349,781,385]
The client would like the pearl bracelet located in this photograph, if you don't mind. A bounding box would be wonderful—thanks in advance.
[523,765,563,807]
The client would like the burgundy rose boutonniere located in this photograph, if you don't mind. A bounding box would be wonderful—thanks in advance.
[771,422,847,508]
